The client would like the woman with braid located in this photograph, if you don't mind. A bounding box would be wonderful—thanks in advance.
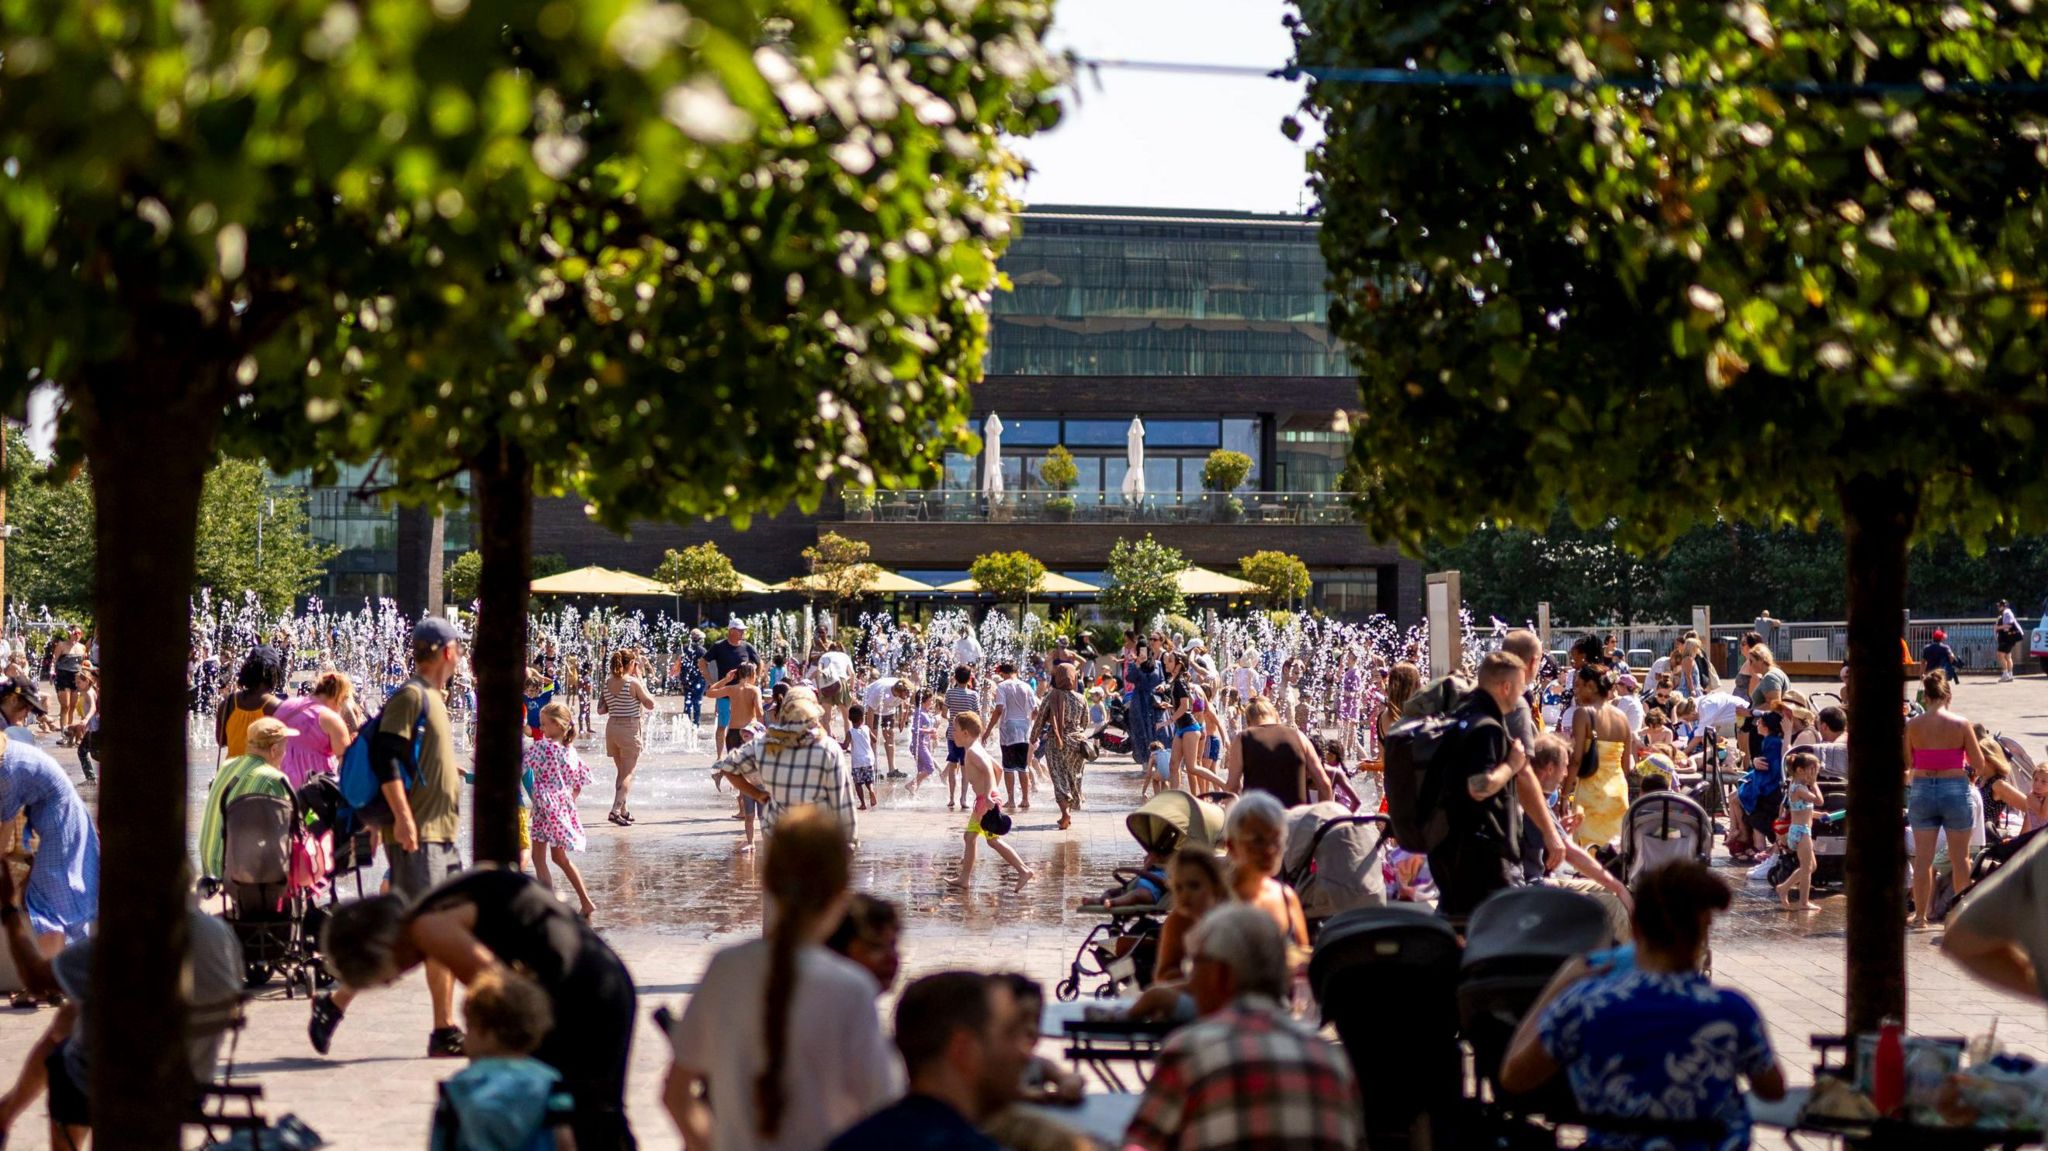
[665,806,901,1149]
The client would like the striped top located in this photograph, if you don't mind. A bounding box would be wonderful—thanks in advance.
[602,676,645,721]
[945,685,980,718]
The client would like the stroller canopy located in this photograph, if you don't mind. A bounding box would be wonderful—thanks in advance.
[1620,791,1714,883]
[1126,790,1226,856]
[1462,886,1612,971]
[1282,804,1388,921]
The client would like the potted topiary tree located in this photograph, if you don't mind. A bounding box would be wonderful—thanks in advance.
[1040,444,1079,521]
[1202,449,1252,522]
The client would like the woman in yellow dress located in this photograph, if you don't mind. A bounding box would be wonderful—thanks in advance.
[1567,662,1635,849]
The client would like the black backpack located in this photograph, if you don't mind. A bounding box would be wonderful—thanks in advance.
[1401,674,1476,720]
[1382,709,1503,853]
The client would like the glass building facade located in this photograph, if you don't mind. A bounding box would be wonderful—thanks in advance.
[989,209,1346,378]
[288,464,471,602]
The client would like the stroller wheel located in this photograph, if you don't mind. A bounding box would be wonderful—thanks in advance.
[1055,977,1080,1002]
[243,962,274,989]
[1095,982,1121,1000]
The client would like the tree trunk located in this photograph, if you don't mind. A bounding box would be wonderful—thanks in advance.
[470,438,533,865]
[1841,472,1917,1032]
[78,358,224,1149]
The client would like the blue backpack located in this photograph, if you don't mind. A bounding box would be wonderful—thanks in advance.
[337,685,429,832]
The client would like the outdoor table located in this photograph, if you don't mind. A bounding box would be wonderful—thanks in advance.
[1748,1086,2044,1151]
[1039,998,1170,1092]
[994,1093,1144,1151]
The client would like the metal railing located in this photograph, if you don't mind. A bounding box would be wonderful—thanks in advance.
[839,489,1359,526]
[1542,617,2019,673]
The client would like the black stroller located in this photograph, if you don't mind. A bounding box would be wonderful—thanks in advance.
[216,791,318,996]
[1309,905,1462,1151]
[1617,791,1714,885]
[1058,789,1225,1001]
[1458,886,1615,1115]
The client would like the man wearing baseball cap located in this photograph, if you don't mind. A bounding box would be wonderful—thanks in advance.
[310,615,468,1058]
[0,672,48,734]
[195,717,297,878]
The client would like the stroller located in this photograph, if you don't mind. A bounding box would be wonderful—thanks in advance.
[1280,804,1388,934]
[1058,790,1225,1002]
[1765,780,1849,895]
[217,791,319,996]
[1457,886,1615,1114]
[1095,692,1134,757]
[1309,906,1462,1151]
[1617,791,1713,884]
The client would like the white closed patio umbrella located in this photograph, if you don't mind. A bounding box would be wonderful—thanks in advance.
[983,412,1006,496]
[1120,417,1146,505]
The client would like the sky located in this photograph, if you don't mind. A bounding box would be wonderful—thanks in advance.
[1013,0,1319,215]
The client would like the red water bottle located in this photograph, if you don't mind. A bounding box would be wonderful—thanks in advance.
[1872,1019,1905,1116]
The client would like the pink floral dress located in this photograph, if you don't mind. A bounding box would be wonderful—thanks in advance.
[524,737,591,851]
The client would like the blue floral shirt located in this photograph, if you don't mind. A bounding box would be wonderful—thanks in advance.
[1537,969,1775,1151]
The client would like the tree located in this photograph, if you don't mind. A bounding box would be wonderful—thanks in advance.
[1201,449,1254,492]
[970,550,1047,602]
[0,3,578,1136]
[1103,535,1187,624]
[193,460,336,614]
[1238,550,1312,610]
[446,553,485,604]
[258,0,1062,872]
[657,542,744,621]
[802,532,880,619]
[4,429,94,618]
[1295,0,2048,1030]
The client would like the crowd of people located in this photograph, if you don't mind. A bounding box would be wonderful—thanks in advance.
[8,599,2048,1150]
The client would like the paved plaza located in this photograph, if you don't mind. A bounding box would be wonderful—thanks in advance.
[6,673,2048,1148]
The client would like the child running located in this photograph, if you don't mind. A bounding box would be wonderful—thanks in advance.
[1775,750,1824,913]
[948,711,1033,888]
[526,701,597,919]
[706,662,765,846]
[848,702,878,811]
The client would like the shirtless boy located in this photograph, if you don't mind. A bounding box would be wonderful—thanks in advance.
[948,710,1033,888]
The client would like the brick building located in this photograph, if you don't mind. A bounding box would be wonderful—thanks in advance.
[310,205,1422,623]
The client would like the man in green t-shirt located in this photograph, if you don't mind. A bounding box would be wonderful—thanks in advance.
[310,616,468,1059]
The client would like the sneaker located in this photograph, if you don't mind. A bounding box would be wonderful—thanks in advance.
[427,1027,466,1058]
[308,992,344,1054]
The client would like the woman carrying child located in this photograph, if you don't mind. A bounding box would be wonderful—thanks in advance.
[527,701,597,920]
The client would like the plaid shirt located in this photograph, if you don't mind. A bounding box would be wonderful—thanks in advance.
[714,722,859,843]
[1124,995,1359,1151]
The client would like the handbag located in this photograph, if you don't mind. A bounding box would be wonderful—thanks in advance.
[978,802,1013,837]
[1578,738,1602,780]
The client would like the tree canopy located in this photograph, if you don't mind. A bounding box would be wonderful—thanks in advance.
[1103,535,1187,624]
[1238,550,1312,609]
[657,542,745,611]
[803,530,879,613]
[969,549,1047,601]
[1293,0,2048,1031]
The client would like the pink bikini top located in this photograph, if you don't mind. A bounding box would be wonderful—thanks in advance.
[1911,746,1968,773]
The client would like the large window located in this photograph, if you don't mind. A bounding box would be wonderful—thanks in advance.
[987,215,1348,376]
[1315,569,1380,618]
[944,415,1263,495]
[1275,429,1349,493]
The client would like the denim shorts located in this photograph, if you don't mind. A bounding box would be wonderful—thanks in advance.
[1907,775,1973,833]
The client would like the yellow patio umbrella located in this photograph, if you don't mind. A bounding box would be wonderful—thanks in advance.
[773,566,936,594]
[733,571,776,595]
[530,566,676,596]
[1174,566,1263,597]
[934,572,1098,595]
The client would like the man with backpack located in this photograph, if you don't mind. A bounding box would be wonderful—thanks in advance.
[1428,652,1531,920]
[310,616,468,1059]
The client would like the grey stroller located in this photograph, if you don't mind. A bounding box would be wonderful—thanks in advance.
[218,792,316,995]
[1280,804,1388,934]
[1617,790,1714,884]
